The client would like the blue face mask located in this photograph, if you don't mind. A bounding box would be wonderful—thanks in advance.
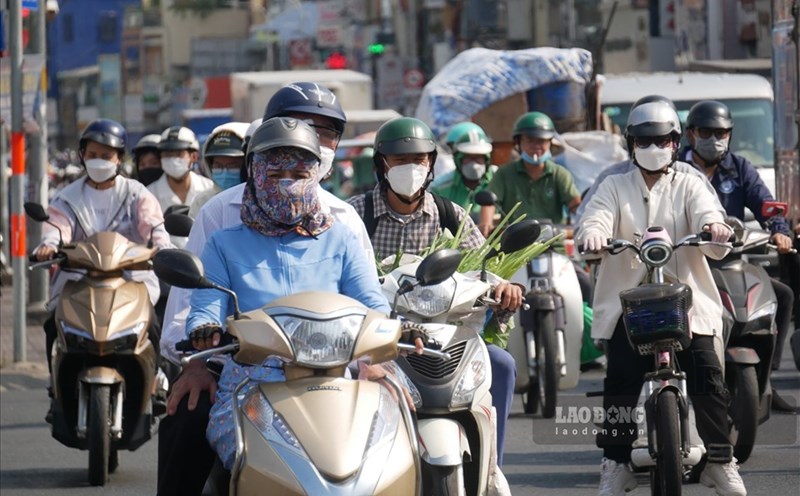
[521,151,551,165]
[212,170,241,190]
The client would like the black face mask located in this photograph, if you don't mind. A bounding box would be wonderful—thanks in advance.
[136,168,163,186]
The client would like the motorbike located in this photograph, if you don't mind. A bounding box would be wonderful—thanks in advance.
[711,201,796,463]
[583,227,720,495]
[153,248,457,495]
[381,220,540,495]
[474,190,583,418]
[24,202,166,486]
[507,221,584,418]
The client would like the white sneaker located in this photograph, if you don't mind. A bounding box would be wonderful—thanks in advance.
[700,458,747,496]
[598,458,637,496]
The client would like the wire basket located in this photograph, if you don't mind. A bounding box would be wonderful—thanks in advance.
[620,283,692,355]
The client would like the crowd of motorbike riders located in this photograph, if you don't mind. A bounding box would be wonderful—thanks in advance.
[29,79,800,496]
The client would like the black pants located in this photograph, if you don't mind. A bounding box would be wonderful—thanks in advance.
[43,310,161,374]
[156,369,219,496]
[771,277,795,369]
[598,318,732,463]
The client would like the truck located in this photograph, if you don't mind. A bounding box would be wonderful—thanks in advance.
[230,69,375,138]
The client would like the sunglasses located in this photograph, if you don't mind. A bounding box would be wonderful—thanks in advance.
[633,135,673,149]
[696,128,731,139]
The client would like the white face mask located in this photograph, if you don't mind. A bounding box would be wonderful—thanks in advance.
[386,163,430,197]
[318,146,336,180]
[161,156,191,179]
[84,158,118,183]
[634,144,674,172]
[461,160,486,181]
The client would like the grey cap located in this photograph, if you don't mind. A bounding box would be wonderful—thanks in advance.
[247,117,321,160]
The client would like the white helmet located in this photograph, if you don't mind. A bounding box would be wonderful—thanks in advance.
[242,118,263,152]
[133,134,161,153]
[202,122,249,166]
[625,102,681,139]
[159,126,200,151]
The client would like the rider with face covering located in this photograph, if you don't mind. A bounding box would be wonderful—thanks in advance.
[185,117,390,470]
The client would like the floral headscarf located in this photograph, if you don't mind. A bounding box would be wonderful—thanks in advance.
[240,147,333,237]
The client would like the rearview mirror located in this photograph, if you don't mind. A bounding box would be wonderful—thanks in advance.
[153,249,212,290]
[164,214,194,238]
[500,219,541,254]
[761,201,787,218]
[24,202,49,222]
[474,190,498,207]
[416,249,462,286]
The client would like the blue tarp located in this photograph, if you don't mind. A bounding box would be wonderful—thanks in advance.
[415,47,593,139]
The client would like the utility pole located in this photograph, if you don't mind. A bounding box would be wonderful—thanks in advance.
[10,0,28,362]
[27,0,49,306]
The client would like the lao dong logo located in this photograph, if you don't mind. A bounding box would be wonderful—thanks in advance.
[555,406,645,425]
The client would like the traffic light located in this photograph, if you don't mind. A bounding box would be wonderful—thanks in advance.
[658,0,675,37]
[368,43,385,56]
[325,52,348,69]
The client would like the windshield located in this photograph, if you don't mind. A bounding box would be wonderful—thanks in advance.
[602,98,774,168]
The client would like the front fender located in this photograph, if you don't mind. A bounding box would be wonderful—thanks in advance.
[78,366,123,385]
[417,418,470,466]
[726,347,760,365]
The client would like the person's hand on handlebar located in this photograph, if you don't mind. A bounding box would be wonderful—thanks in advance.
[703,222,733,243]
[584,234,608,253]
[771,232,794,254]
[33,245,57,261]
[188,323,223,351]
[493,282,523,311]
[400,320,428,355]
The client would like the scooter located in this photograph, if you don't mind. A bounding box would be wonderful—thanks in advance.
[25,202,166,486]
[507,222,584,418]
[583,227,718,495]
[381,221,540,495]
[711,201,795,463]
[474,191,584,418]
[154,248,456,495]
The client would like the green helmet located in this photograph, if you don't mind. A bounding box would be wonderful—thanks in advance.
[373,117,438,182]
[453,126,492,167]
[512,111,556,140]
[445,122,484,148]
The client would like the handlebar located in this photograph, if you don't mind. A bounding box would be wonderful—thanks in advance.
[27,254,67,271]
[480,296,530,311]
[398,343,452,361]
[578,232,736,256]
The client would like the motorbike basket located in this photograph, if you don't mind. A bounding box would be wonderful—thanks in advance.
[620,283,692,355]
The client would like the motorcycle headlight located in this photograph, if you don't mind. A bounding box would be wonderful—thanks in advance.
[272,314,365,368]
[380,361,422,410]
[450,344,488,408]
[242,389,303,452]
[640,239,673,267]
[105,322,146,353]
[748,302,776,322]
[61,321,93,351]
[400,276,456,318]
[364,385,402,459]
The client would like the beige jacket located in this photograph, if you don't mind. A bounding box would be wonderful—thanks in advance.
[577,168,730,340]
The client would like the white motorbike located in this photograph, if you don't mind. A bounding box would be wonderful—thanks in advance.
[508,222,584,417]
[380,221,540,495]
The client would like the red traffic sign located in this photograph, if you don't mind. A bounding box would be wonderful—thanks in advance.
[403,69,424,89]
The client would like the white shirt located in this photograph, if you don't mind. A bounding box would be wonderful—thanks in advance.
[147,171,214,247]
[160,183,375,365]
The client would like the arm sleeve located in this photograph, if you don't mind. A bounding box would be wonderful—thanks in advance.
[339,231,391,314]
[39,201,74,248]
[135,188,171,249]
[576,178,617,245]
[487,168,506,206]
[557,166,581,204]
[685,176,731,260]
[185,235,233,335]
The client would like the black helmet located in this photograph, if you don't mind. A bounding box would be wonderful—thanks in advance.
[632,94,677,111]
[79,118,127,153]
[263,82,347,134]
[686,100,733,130]
[246,117,321,165]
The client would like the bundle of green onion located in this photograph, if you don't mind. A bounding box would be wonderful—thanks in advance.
[377,202,564,348]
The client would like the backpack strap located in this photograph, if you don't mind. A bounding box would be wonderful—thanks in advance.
[363,189,378,239]
[431,192,460,235]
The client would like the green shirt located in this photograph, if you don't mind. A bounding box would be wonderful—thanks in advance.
[431,168,494,215]
[488,159,580,224]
